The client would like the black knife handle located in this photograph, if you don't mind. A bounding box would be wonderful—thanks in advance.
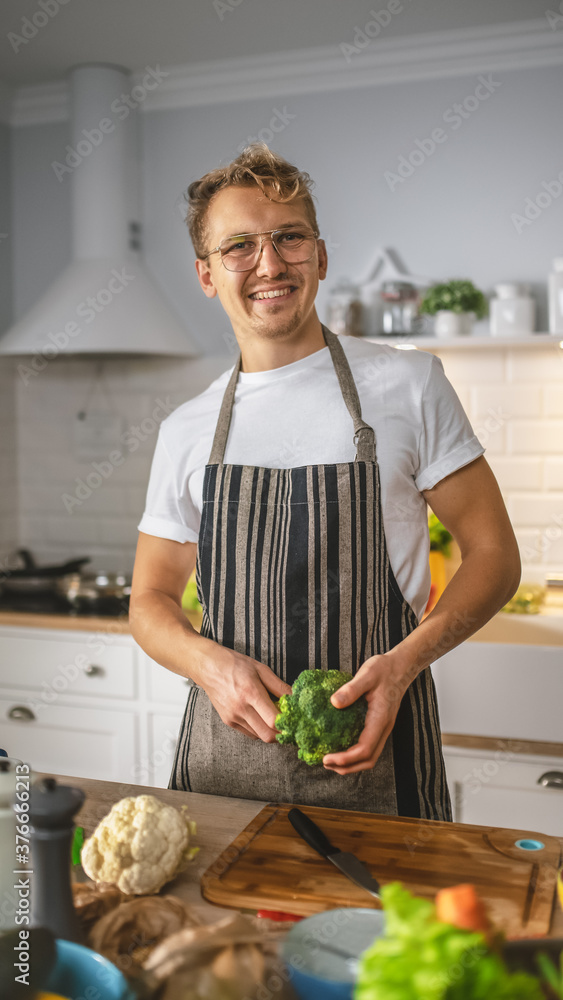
[288,807,338,859]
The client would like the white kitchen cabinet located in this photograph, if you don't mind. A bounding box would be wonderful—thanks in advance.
[0,696,138,783]
[145,652,192,706]
[147,712,184,788]
[431,641,561,743]
[443,746,563,836]
[0,633,136,700]
[0,626,189,788]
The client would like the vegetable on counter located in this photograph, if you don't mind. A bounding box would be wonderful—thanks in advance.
[435,883,492,937]
[71,824,84,865]
[81,794,198,895]
[355,882,546,1000]
[275,668,367,766]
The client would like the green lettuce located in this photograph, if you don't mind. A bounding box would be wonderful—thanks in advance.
[354,883,543,1000]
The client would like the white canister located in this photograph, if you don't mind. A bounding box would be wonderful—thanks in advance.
[490,283,535,338]
[548,258,563,333]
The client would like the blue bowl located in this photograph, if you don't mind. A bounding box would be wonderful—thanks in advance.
[45,939,136,1000]
[281,908,385,1000]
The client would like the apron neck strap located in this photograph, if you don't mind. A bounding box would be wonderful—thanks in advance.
[208,353,241,465]
[208,327,376,465]
[322,327,376,463]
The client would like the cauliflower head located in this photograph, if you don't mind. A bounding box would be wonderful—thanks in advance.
[81,794,198,895]
[275,668,367,766]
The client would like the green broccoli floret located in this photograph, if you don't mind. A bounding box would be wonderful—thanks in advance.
[275,669,367,766]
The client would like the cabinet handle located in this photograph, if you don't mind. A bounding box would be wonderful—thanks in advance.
[84,664,105,677]
[8,705,36,722]
[537,771,563,790]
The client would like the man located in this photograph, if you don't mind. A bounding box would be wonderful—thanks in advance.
[130,144,520,819]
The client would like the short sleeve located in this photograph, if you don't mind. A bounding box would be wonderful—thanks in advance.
[414,355,484,492]
[137,429,199,544]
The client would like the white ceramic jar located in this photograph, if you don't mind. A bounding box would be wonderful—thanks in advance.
[490,283,535,338]
[548,258,563,333]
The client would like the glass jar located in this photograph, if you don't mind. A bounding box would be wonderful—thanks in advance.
[490,283,535,338]
[548,258,563,333]
[380,281,420,335]
[326,279,364,337]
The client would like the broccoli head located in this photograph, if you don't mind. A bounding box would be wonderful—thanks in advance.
[275,669,367,766]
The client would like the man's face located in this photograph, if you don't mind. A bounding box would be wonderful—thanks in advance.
[195,185,327,343]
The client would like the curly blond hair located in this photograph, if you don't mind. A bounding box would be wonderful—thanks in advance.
[185,143,319,258]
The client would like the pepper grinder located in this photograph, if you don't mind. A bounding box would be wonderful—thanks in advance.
[29,776,85,942]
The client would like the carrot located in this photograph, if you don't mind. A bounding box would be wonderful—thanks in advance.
[435,884,491,934]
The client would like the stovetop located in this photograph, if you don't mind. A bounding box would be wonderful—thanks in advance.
[0,595,129,617]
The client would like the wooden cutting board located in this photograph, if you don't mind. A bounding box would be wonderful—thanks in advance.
[201,803,561,938]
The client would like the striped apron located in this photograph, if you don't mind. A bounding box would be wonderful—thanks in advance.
[170,328,451,820]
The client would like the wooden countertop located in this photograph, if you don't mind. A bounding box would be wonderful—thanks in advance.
[0,609,202,633]
[57,774,563,937]
[2,607,561,644]
[68,775,263,925]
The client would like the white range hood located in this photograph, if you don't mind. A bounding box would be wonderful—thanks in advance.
[0,65,198,357]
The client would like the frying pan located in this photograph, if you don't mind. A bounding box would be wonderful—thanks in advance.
[1,549,91,595]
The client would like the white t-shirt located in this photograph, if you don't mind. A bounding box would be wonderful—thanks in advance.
[138,335,484,619]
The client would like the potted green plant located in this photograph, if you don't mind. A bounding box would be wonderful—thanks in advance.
[427,513,453,609]
[420,279,488,338]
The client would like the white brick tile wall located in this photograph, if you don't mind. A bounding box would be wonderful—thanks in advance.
[470,385,542,419]
[507,420,563,455]
[98,517,140,548]
[507,493,563,527]
[541,534,563,566]
[545,458,563,490]
[508,347,563,382]
[487,457,543,491]
[2,347,562,585]
[544,384,563,418]
[434,351,506,385]
[46,516,101,546]
[514,529,543,565]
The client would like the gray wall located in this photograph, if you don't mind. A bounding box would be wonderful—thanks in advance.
[0,123,12,333]
[10,63,563,352]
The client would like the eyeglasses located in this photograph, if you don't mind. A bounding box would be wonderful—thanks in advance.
[201,228,320,272]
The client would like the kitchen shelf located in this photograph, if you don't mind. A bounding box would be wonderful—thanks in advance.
[364,333,563,351]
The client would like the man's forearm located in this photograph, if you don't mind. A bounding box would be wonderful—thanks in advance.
[395,543,520,683]
[129,590,215,685]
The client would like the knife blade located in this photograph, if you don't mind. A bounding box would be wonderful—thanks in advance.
[288,807,381,899]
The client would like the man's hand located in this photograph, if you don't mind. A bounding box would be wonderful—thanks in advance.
[198,645,292,743]
[322,650,413,775]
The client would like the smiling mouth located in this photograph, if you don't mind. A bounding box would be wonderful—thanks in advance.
[249,286,296,301]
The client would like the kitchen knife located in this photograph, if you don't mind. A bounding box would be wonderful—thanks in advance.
[288,807,381,899]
